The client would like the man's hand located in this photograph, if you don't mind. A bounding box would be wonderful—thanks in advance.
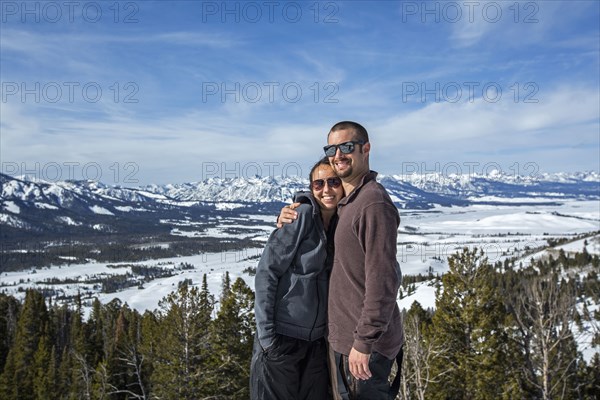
[348,347,371,381]
[276,203,300,228]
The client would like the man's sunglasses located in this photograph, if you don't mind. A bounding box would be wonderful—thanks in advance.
[323,141,365,157]
[311,177,342,191]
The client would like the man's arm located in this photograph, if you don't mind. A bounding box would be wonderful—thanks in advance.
[350,201,400,378]
[354,202,400,348]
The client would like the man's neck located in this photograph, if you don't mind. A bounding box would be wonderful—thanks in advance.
[342,171,368,195]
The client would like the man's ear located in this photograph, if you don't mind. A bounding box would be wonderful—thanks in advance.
[362,142,371,155]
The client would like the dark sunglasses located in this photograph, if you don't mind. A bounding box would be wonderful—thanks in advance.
[323,141,365,157]
[311,177,342,191]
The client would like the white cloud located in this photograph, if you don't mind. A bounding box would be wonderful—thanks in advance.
[368,85,599,173]
[1,1,597,184]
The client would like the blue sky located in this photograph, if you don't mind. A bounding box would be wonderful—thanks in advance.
[1,0,599,185]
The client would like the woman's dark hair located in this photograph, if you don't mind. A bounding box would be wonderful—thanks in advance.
[308,156,332,188]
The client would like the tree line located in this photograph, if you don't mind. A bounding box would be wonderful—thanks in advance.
[1,235,262,273]
[0,273,255,400]
[0,248,598,399]
[399,247,599,399]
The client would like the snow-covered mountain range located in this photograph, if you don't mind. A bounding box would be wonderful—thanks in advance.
[1,171,598,237]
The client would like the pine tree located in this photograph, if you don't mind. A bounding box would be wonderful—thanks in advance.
[221,271,231,298]
[70,293,96,400]
[93,304,148,400]
[428,248,512,400]
[400,301,442,400]
[33,330,57,400]
[124,308,149,399]
[580,353,600,398]
[510,272,581,400]
[0,290,49,400]
[497,269,533,399]
[0,294,20,375]
[57,346,74,399]
[201,273,216,321]
[139,310,159,399]
[108,305,132,397]
[86,298,105,369]
[208,277,255,399]
[151,280,213,400]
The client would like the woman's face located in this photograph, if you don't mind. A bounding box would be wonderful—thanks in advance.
[310,164,344,211]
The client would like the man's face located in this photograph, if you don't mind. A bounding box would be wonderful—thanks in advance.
[327,129,370,181]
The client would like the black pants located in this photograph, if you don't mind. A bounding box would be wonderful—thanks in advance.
[250,334,329,400]
[334,350,402,400]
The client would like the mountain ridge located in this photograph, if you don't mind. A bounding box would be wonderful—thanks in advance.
[1,171,599,238]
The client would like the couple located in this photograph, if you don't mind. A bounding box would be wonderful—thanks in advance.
[251,121,404,400]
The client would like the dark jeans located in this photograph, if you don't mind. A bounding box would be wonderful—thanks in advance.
[334,350,402,400]
[250,334,329,400]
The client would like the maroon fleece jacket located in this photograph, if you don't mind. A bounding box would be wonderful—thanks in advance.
[327,171,404,360]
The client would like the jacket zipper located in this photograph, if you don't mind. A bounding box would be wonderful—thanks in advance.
[310,213,327,341]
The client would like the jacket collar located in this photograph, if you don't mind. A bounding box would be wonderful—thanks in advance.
[294,191,320,216]
[293,191,328,241]
[338,170,378,206]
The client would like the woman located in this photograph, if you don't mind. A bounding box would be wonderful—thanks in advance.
[250,157,344,400]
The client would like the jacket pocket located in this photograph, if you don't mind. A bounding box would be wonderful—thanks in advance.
[276,274,317,326]
[264,335,297,360]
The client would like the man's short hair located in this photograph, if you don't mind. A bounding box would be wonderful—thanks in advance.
[328,121,369,143]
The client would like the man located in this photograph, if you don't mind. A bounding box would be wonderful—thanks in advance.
[279,121,403,399]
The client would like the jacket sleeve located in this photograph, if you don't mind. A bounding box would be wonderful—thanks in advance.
[254,205,312,349]
[352,201,401,354]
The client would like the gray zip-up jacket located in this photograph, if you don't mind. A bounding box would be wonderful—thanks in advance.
[254,192,333,350]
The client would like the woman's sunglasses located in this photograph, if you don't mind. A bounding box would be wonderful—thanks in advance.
[311,177,342,191]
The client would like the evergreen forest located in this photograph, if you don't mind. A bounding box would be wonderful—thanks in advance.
[0,247,598,399]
